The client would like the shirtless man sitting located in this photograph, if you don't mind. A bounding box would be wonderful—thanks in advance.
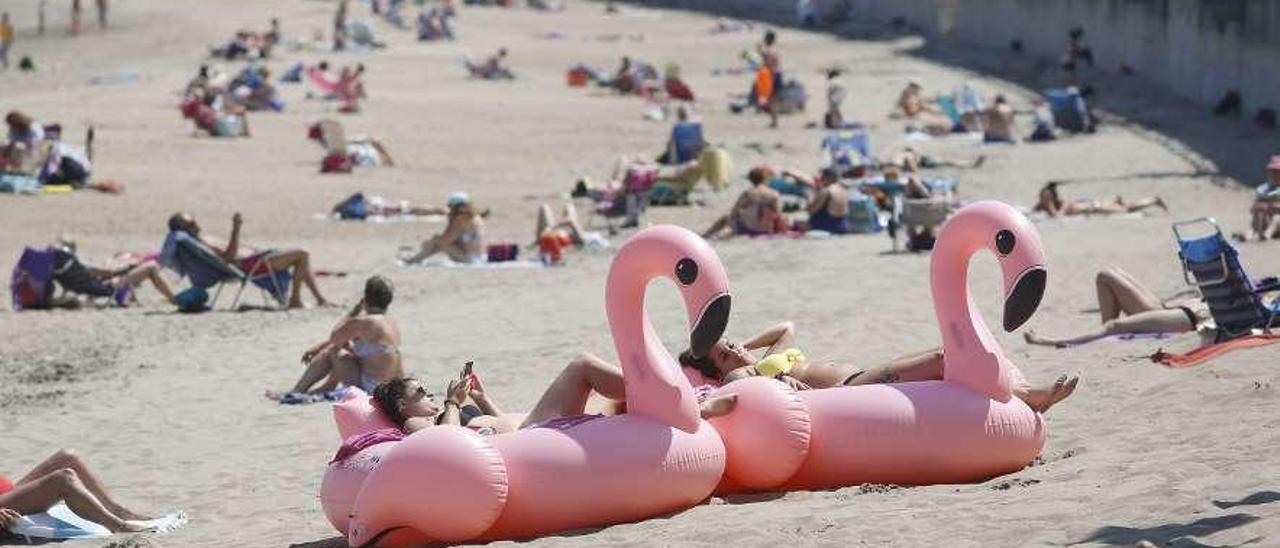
[701,167,783,239]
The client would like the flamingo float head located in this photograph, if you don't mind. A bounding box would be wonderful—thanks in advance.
[931,201,1046,400]
[606,225,731,433]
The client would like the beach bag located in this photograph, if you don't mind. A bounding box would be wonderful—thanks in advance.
[175,286,210,313]
[566,68,589,87]
[321,152,354,173]
[335,192,369,220]
[486,243,518,263]
[11,248,57,310]
[846,192,883,234]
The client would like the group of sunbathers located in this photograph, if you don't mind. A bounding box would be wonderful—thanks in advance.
[2,110,109,192]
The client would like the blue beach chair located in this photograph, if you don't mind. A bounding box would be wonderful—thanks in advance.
[159,231,291,310]
[1173,218,1280,341]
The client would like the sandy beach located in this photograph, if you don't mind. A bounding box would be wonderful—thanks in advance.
[2,1,1279,546]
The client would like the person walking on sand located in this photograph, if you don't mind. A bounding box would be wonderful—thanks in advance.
[95,0,107,29]
[0,13,14,71]
[70,0,83,35]
[333,0,349,51]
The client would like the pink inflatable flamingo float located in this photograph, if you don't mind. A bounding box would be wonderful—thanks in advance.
[707,201,1049,491]
[337,225,731,546]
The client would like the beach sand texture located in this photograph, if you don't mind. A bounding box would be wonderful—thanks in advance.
[1,1,1278,546]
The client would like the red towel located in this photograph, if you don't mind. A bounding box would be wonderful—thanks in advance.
[1150,333,1280,369]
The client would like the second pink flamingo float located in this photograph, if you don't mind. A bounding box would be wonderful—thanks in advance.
[707,200,1050,491]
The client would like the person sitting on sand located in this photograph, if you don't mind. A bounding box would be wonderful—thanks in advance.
[162,211,330,308]
[701,167,783,239]
[47,236,176,306]
[896,82,936,119]
[679,321,1078,414]
[2,110,46,170]
[416,7,455,41]
[466,48,513,80]
[823,69,859,130]
[267,276,402,401]
[983,94,1016,143]
[400,192,486,264]
[1021,266,1245,348]
[334,64,367,113]
[1233,155,1280,242]
[1033,182,1166,217]
[535,201,603,265]
[793,167,850,234]
[0,449,183,534]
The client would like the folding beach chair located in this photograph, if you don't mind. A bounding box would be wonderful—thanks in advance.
[1173,218,1279,341]
[821,129,870,170]
[862,178,957,252]
[160,231,291,310]
[667,122,704,165]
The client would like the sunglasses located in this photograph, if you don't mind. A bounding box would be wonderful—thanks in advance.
[412,385,435,400]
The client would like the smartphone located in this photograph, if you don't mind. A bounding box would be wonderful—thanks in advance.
[462,361,474,379]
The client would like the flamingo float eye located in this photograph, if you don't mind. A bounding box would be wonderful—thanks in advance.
[995,230,1016,255]
[675,258,698,285]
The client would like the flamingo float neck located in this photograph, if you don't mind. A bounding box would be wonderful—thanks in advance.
[929,202,1046,402]
[605,226,731,434]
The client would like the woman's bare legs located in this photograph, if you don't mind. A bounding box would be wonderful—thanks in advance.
[535,204,555,240]
[265,347,360,399]
[1095,267,1164,322]
[0,469,147,533]
[701,215,732,239]
[519,353,626,428]
[1117,195,1167,213]
[843,347,1077,413]
[264,249,330,308]
[842,348,946,386]
[519,353,736,429]
[1024,308,1194,348]
[16,449,149,520]
[558,202,586,245]
[116,261,176,304]
[404,236,469,263]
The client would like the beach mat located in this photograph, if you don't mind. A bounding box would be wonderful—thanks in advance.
[1150,333,1280,369]
[398,258,546,269]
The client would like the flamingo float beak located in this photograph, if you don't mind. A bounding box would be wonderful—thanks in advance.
[689,293,732,359]
[1003,266,1046,332]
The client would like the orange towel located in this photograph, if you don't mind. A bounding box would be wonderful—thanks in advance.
[1151,333,1280,368]
[755,66,774,105]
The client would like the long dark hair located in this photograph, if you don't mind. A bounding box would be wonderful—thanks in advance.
[1037,181,1063,211]
[678,349,720,381]
[372,377,413,427]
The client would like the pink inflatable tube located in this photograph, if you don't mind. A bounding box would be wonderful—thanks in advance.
[336,225,731,546]
[707,201,1049,491]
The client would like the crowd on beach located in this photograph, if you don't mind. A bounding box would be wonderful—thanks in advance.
[4,0,1280,543]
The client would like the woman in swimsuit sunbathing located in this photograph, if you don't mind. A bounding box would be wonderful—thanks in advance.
[266,275,402,401]
[1033,182,1166,217]
[400,192,486,264]
[700,167,783,239]
[679,321,1078,414]
[1022,266,1240,348]
[370,357,738,438]
[0,449,170,533]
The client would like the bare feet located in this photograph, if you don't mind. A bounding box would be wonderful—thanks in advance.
[698,394,738,419]
[1017,375,1079,414]
[1022,330,1066,348]
[1155,196,1168,212]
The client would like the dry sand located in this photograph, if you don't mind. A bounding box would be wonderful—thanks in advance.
[1,1,1278,547]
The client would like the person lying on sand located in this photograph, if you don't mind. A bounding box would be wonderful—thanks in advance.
[680,321,1078,414]
[400,192,487,264]
[466,48,513,80]
[893,82,953,135]
[535,202,589,265]
[1033,181,1166,217]
[0,449,184,534]
[701,167,784,239]
[267,276,402,402]
[1233,155,1280,242]
[163,211,331,308]
[1021,266,1239,348]
[886,146,984,172]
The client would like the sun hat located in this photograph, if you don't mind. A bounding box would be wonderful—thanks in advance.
[446,191,471,207]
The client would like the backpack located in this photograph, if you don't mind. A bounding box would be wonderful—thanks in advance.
[334,192,369,220]
[321,152,354,173]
